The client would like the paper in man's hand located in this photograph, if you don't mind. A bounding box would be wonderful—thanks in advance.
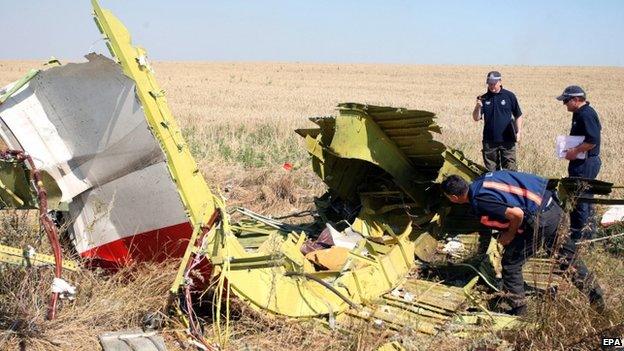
[556,135,586,159]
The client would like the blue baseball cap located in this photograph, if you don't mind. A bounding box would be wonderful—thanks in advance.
[486,71,502,84]
[556,85,586,101]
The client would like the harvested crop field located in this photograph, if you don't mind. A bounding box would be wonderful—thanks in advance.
[2,62,623,183]
[1,61,623,350]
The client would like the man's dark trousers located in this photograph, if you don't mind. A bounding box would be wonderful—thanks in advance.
[501,199,603,313]
[482,142,517,171]
[568,156,601,241]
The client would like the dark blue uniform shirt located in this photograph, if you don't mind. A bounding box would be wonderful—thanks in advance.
[480,88,522,143]
[468,171,549,229]
[570,102,601,157]
[469,187,508,222]
[470,189,553,227]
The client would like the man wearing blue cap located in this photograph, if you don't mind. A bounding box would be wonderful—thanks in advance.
[472,71,523,172]
[557,85,602,241]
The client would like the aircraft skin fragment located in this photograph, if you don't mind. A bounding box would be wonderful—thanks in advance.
[0,54,191,265]
[330,109,426,205]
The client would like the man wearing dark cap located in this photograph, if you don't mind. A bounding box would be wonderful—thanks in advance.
[472,71,523,171]
[557,85,602,241]
[440,172,605,315]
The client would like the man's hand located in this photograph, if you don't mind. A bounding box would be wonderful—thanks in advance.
[472,97,483,121]
[497,231,516,246]
[565,147,580,160]
[515,131,521,144]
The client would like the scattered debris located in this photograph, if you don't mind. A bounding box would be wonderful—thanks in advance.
[601,205,624,227]
[442,237,465,257]
[50,277,76,300]
[99,330,167,351]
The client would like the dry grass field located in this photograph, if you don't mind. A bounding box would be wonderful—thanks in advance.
[1,60,624,350]
[155,62,624,182]
[2,60,623,183]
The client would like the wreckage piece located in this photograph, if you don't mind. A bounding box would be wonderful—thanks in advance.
[296,104,445,208]
[339,276,522,337]
[0,150,68,319]
[229,217,524,336]
[376,342,405,351]
[296,104,485,202]
[215,224,418,317]
[337,277,487,335]
[90,1,222,305]
[0,243,78,271]
[296,104,488,239]
[89,0,425,322]
[0,54,192,265]
[450,312,523,337]
[0,77,63,210]
[550,177,624,206]
[99,330,167,351]
[91,0,216,228]
[0,158,60,210]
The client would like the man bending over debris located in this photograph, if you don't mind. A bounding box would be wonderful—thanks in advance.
[441,171,605,316]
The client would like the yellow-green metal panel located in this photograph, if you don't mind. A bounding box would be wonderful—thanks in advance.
[330,111,426,205]
[0,244,79,271]
[222,226,416,317]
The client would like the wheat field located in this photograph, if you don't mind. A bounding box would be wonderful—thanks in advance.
[1,60,624,350]
[2,61,623,182]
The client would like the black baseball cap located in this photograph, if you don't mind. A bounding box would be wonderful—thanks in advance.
[556,85,586,101]
[486,71,502,84]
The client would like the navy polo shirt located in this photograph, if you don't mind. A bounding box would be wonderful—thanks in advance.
[570,102,601,157]
[468,171,550,228]
[480,88,522,143]
[469,187,507,222]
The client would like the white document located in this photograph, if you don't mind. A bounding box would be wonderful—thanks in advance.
[556,135,586,159]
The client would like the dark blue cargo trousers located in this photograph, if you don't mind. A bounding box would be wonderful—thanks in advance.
[501,199,603,312]
[568,156,601,241]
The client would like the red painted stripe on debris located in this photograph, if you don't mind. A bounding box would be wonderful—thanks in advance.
[80,221,193,267]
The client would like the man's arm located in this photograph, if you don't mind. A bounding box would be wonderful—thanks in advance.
[472,97,482,121]
[511,93,523,143]
[565,142,595,160]
[497,207,524,246]
[515,115,523,143]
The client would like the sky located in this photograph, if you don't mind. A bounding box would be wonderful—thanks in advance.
[0,0,622,66]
